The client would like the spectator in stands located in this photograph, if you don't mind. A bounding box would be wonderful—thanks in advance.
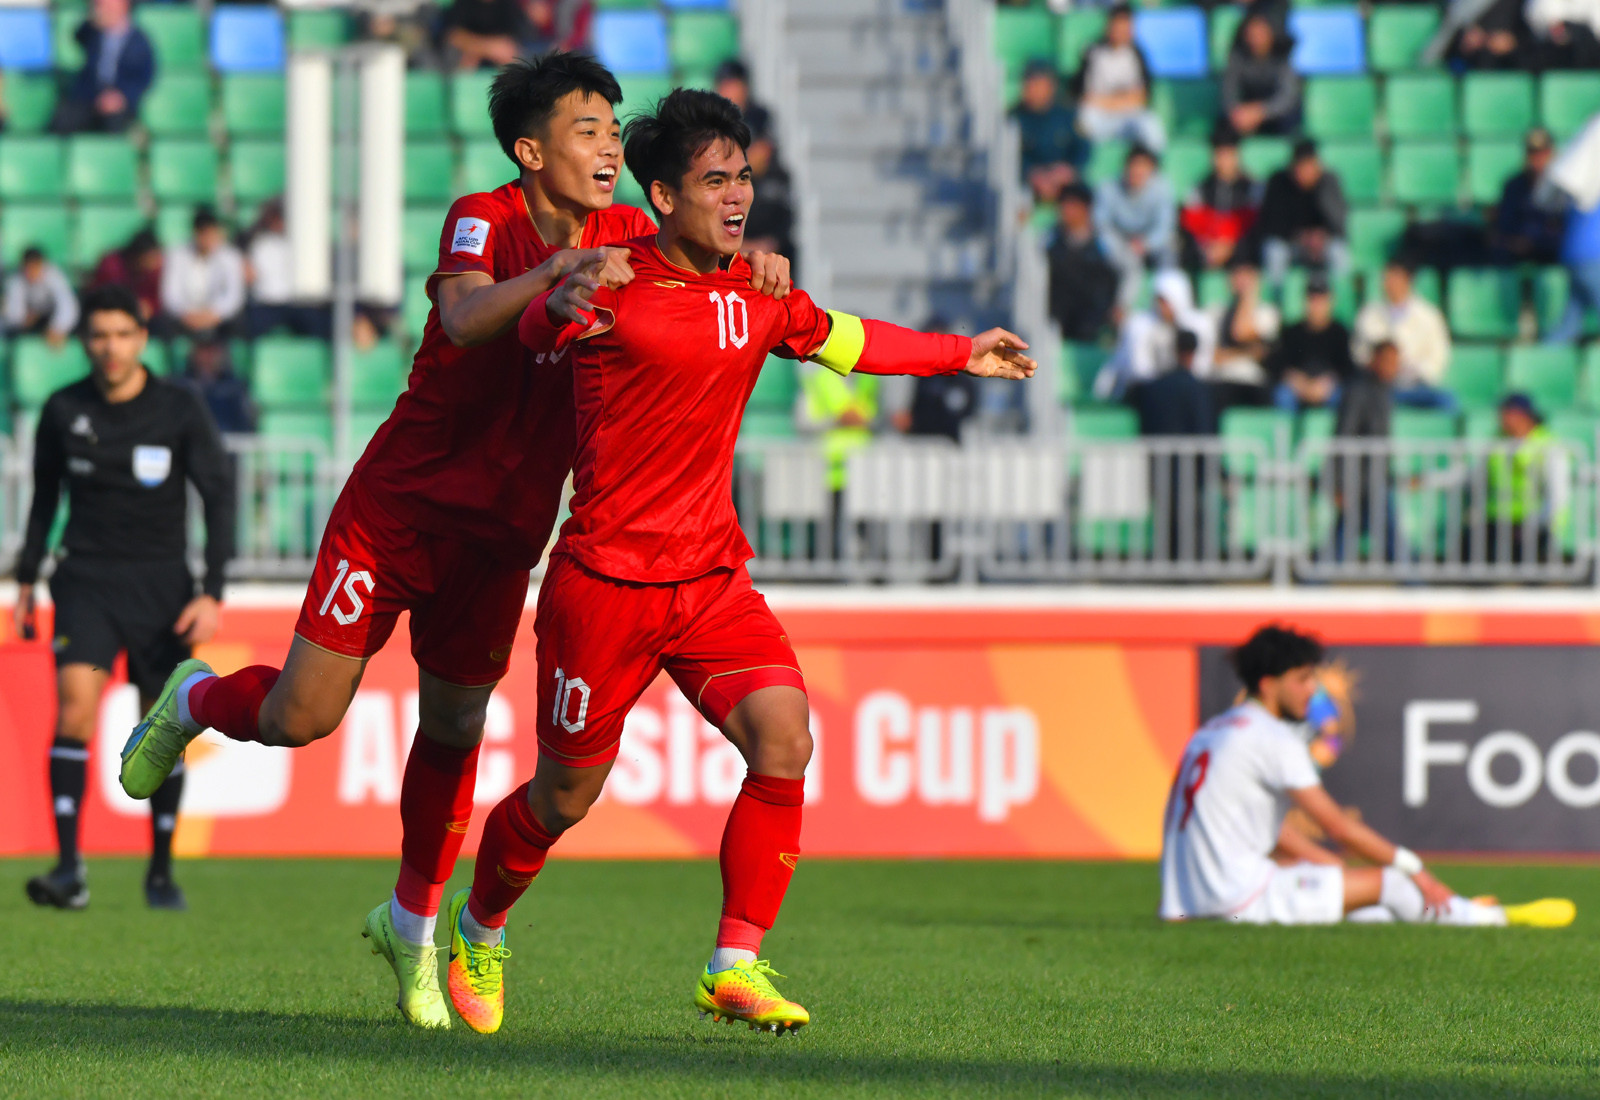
[1071,3,1165,151]
[2,247,80,347]
[1257,139,1348,289]
[1221,13,1301,138]
[180,338,255,435]
[0,73,11,134]
[1098,269,1216,398]
[902,369,980,443]
[51,0,154,134]
[1546,192,1600,344]
[159,207,246,341]
[1135,330,1216,436]
[715,60,773,145]
[1047,182,1119,341]
[1482,393,1566,564]
[1135,329,1215,561]
[1492,128,1566,266]
[522,0,595,55]
[244,200,328,339]
[1336,339,1397,439]
[1181,123,1260,271]
[1352,260,1454,410]
[1095,144,1177,308]
[744,132,797,271]
[1441,0,1534,70]
[1013,60,1089,203]
[357,8,443,68]
[1332,340,1400,561]
[440,0,526,70]
[1209,259,1280,410]
[90,228,163,324]
[1268,273,1355,413]
[1523,0,1600,68]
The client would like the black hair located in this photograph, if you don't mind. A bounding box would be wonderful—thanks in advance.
[1230,625,1324,696]
[192,204,220,231]
[488,51,623,167]
[1209,119,1240,148]
[21,246,44,265]
[1175,329,1199,358]
[623,88,751,217]
[1292,138,1319,162]
[80,285,146,328]
[124,227,160,256]
[1059,181,1093,206]
[1126,142,1158,168]
[1108,2,1133,20]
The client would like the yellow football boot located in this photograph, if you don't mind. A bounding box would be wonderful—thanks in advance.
[1503,897,1577,928]
[362,901,449,1029]
[693,959,809,1034]
[445,888,510,1034]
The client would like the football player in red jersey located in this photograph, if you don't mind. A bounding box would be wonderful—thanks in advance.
[117,55,792,1029]
[441,89,1034,1035]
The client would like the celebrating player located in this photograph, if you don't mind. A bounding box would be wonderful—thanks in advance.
[117,54,791,1029]
[438,89,1035,1036]
[1160,624,1574,928]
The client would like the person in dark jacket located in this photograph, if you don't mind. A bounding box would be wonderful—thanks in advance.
[1329,340,1400,561]
[1222,14,1301,137]
[1134,331,1215,561]
[1258,139,1349,288]
[1181,123,1261,270]
[51,0,154,134]
[1491,128,1566,266]
[1013,60,1089,203]
[181,337,256,435]
[1268,274,1356,411]
[1135,330,1216,437]
[1047,182,1119,340]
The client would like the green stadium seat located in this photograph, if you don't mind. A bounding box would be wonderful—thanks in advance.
[450,72,496,137]
[616,73,673,118]
[1303,76,1376,140]
[2,73,57,131]
[1391,407,1458,439]
[1060,342,1113,406]
[1367,7,1439,72]
[461,141,513,195]
[1506,345,1579,410]
[1461,408,1499,441]
[1540,73,1600,139]
[259,410,333,445]
[995,8,1055,76]
[406,72,449,137]
[1069,405,1138,438]
[1208,7,1241,73]
[1347,206,1406,268]
[737,410,796,441]
[72,204,146,269]
[154,203,197,248]
[1583,344,1600,409]
[1222,408,1292,453]
[1240,136,1290,180]
[1390,141,1459,207]
[0,136,62,200]
[12,336,89,405]
[149,139,220,203]
[222,75,286,135]
[141,340,171,377]
[136,5,206,69]
[141,72,213,135]
[1084,138,1128,186]
[1163,138,1211,194]
[288,9,350,49]
[1532,266,1594,337]
[1547,410,1599,460]
[402,280,433,338]
[614,167,649,210]
[1195,268,1229,310]
[230,140,286,204]
[405,140,457,202]
[1062,9,1109,69]
[350,342,408,408]
[2,203,69,266]
[349,409,392,453]
[66,136,138,200]
[1320,140,1382,204]
[402,206,448,271]
[1444,344,1505,410]
[668,11,738,72]
[252,337,331,407]
[52,5,84,71]
[1384,73,1456,140]
[1151,78,1220,140]
[1461,72,1536,139]
[1467,139,1523,206]
[749,355,798,412]
[1447,268,1522,339]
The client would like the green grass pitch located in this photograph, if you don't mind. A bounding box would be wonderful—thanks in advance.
[3,858,1598,1099]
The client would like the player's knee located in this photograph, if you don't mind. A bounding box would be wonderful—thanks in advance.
[752,723,813,778]
[525,778,601,836]
[417,698,488,750]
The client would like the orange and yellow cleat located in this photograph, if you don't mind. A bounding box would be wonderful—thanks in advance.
[693,959,809,1034]
[445,888,511,1034]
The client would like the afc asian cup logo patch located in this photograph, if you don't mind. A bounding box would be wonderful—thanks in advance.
[452,216,490,256]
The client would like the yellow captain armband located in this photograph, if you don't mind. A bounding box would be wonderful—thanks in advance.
[812,310,866,376]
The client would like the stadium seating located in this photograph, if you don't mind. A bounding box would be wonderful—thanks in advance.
[229,141,286,205]
[4,74,57,131]
[1540,73,1600,138]
[252,337,331,408]
[1,204,70,266]
[1383,73,1455,140]
[450,72,497,137]
[12,338,89,406]
[995,8,1055,76]
[350,343,408,409]
[73,204,147,269]
[222,75,288,135]
[0,9,52,70]
[142,73,214,136]
[137,5,207,70]
[1461,73,1536,139]
[1366,7,1438,72]
[0,137,62,201]
[1303,77,1376,140]
[150,140,221,203]
[406,72,450,137]
[1447,269,1522,340]
[595,10,671,73]
[67,137,140,202]
[210,6,285,72]
[1507,345,1580,409]
[1134,10,1208,79]
[1444,346,1506,410]
[1389,141,1459,207]
[1287,9,1365,75]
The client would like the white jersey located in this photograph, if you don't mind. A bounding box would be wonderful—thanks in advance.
[1159,700,1322,920]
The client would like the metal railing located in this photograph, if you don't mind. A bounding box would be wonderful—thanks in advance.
[2,434,1595,587]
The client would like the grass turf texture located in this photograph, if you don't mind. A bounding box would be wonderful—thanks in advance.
[2,859,1598,1099]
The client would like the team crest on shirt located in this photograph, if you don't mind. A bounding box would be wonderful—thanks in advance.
[452,216,490,256]
[70,414,94,439]
[131,445,172,487]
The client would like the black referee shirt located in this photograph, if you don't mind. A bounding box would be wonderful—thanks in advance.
[18,371,236,599]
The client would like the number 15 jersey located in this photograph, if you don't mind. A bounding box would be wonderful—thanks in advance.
[1159,701,1322,920]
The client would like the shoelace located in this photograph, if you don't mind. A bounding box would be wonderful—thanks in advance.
[399,942,442,994]
[463,940,511,995]
[735,960,788,997]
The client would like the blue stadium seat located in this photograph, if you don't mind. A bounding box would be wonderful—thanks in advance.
[594,11,669,74]
[1288,9,1365,75]
[661,0,728,7]
[0,9,52,70]
[1134,9,1208,79]
[211,6,286,72]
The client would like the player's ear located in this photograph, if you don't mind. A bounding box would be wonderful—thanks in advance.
[650,179,674,216]
[514,135,543,174]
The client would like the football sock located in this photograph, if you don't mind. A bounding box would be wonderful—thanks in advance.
[1379,868,1426,923]
[710,945,759,973]
[389,894,435,946]
[713,772,804,966]
[48,736,89,871]
[394,733,480,921]
[148,762,185,879]
[175,670,215,733]
[466,782,558,940]
[187,666,282,744]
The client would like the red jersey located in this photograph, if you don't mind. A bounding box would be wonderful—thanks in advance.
[352,181,655,567]
[516,240,834,581]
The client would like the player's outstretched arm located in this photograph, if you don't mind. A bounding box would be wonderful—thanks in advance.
[1290,784,1454,906]
[438,246,633,348]
[809,314,1037,380]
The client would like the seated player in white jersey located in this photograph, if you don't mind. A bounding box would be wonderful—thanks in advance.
[1160,624,1574,928]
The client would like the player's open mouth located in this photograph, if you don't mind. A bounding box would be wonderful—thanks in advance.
[723,212,745,235]
[594,167,617,191]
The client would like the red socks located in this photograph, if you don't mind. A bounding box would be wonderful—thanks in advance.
[394,734,481,918]
[188,666,281,744]
[717,773,805,953]
[467,782,560,929]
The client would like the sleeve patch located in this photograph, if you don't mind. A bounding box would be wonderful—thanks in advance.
[451,216,490,256]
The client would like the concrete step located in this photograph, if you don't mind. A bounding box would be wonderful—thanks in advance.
[789,79,964,126]
[831,273,997,327]
[787,24,953,78]
[820,238,989,280]
[804,111,967,152]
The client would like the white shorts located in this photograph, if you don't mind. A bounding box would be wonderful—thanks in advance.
[1230,864,1344,925]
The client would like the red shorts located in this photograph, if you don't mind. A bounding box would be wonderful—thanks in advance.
[294,477,531,687]
[534,555,806,767]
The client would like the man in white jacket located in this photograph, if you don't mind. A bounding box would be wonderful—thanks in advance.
[159,207,246,340]
[1350,260,1454,410]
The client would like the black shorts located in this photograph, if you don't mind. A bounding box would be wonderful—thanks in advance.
[49,556,194,699]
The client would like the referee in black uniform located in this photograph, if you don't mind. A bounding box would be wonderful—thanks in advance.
[14,286,235,911]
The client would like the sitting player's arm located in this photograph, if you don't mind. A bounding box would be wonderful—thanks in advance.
[437,246,633,348]
[807,312,1036,380]
[1271,819,1341,866]
[1289,784,1456,905]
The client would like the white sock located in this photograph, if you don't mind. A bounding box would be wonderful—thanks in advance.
[459,903,503,946]
[175,671,216,735]
[1433,895,1508,927]
[1379,868,1427,923]
[709,947,757,973]
[388,894,436,946]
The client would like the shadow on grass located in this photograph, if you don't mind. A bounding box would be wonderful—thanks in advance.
[0,1000,1589,1099]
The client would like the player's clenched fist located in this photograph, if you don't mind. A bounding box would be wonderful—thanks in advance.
[742,250,792,300]
[963,328,1036,380]
[547,245,634,289]
[545,263,606,327]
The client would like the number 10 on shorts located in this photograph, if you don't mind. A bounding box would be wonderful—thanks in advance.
[552,668,591,733]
